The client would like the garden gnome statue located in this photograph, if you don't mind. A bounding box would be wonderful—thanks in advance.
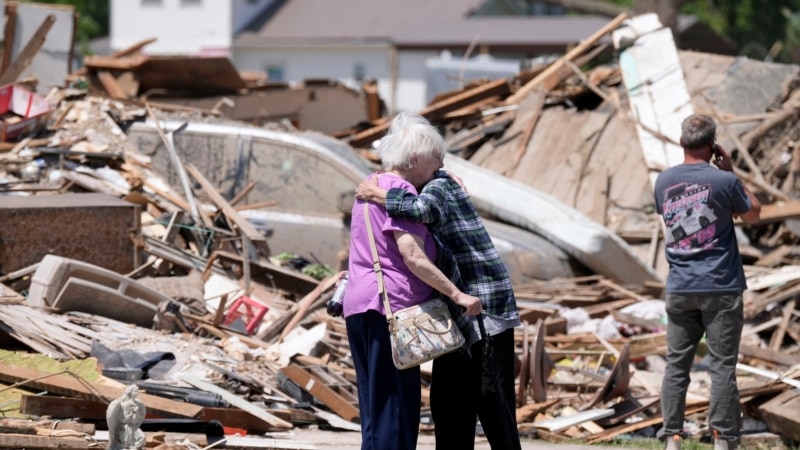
[107,384,146,450]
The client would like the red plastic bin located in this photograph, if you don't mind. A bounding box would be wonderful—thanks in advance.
[221,295,269,335]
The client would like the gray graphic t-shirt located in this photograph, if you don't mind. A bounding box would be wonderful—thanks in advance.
[654,163,752,294]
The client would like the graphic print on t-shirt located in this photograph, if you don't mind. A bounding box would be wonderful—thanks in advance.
[661,182,717,253]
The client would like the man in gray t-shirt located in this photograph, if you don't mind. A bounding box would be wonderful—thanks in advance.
[654,114,760,450]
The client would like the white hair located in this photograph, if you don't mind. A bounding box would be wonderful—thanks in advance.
[377,112,444,170]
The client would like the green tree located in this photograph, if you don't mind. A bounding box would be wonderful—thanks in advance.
[680,0,800,62]
[546,0,800,62]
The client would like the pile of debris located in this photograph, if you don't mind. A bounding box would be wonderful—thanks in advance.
[1,9,800,450]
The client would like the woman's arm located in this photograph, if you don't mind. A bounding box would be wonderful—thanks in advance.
[394,231,482,315]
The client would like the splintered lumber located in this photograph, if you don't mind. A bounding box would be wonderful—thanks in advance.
[0,362,203,419]
[185,163,271,257]
[740,89,800,152]
[505,12,628,104]
[20,395,106,420]
[181,373,293,430]
[739,344,800,367]
[348,78,510,148]
[0,434,91,449]
[585,403,707,444]
[0,418,94,435]
[203,407,321,432]
[278,274,340,342]
[280,364,360,422]
[533,408,614,433]
[744,278,800,319]
[96,70,128,99]
[753,201,800,225]
[758,389,800,442]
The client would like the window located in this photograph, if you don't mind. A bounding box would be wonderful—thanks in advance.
[353,63,366,83]
[266,65,285,81]
[181,0,202,5]
[141,0,162,6]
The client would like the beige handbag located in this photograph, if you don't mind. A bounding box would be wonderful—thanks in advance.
[363,202,465,370]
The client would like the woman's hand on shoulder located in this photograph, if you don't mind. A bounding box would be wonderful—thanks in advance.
[453,292,482,316]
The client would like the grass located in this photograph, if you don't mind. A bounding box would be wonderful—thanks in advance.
[606,438,713,450]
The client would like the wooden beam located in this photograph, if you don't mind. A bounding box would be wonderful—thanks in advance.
[185,163,271,257]
[96,70,128,99]
[0,434,91,449]
[750,201,800,225]
[739,344,800,367]
[109,37,157,59]
[0,14,56,86]
[769,298,796,351]
[0,363,203,419]
[348,78,510,148]
[280,365,360,422]
[181,373,293,430]
[505,12,628,105]
[2,2,18,73]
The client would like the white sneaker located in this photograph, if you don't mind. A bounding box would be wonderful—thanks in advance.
[665,435,681,450]
[713,430,738,450]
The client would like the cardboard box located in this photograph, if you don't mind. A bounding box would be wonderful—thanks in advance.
[0,84,51,141]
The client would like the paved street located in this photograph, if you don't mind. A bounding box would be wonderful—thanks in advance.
[281,428,638,450]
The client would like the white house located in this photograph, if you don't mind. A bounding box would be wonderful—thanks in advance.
[109,0,273,56]
[107,1,731,113]
[232,0,618,112]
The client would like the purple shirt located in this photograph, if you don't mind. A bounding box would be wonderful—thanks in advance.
[343,173,437,318]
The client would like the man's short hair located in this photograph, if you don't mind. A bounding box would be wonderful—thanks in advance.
[680,114,716,150]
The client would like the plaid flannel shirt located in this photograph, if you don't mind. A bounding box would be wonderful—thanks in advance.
[385,172,519,343]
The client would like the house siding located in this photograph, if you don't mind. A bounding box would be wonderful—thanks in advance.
[110,0,234,55]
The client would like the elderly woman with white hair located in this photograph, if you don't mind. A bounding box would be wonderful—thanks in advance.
[340,112,482,450]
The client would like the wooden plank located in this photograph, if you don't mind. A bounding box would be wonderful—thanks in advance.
[739,344,800,367]
[181,373,293,430]
[278,274,339,342]
[185,163,271,257]
[1,2,18,73]
[202,407,321,432]
[533,408,614,432]
[20,395,107,420]
[109,37,157,59]
[280,364,360,422]
[758,389,800,442]
[752,201,800,225]
[754,245,796,268]
[506,12,628,104]
[348,78,510,148]
[0,362,203,419]
[769,298,796,351]
[96,70,128,99]
[0,417,94,435]
[0,434,91,449]
[0,14,55,86]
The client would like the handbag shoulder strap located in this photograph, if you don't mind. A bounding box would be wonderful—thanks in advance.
[363,200,396,322]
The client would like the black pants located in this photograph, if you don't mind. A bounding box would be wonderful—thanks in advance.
[346,310,421,450]
[430,328,521,450]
